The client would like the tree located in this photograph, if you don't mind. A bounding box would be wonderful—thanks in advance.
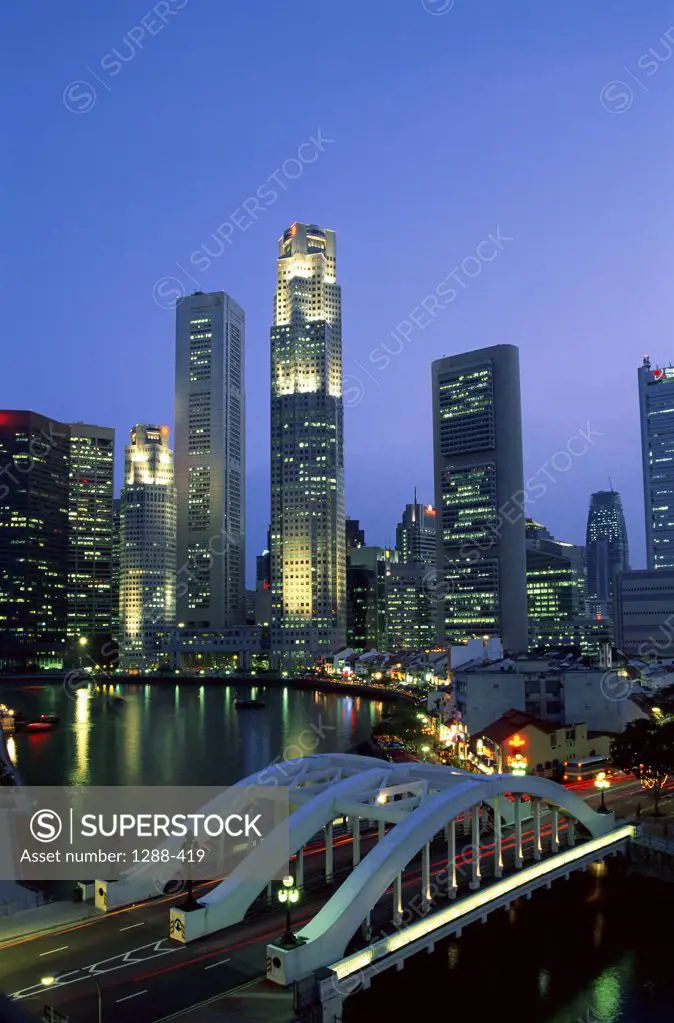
[611,719,674,815]
[372,701,422,744]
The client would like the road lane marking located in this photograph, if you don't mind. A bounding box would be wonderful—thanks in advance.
[39,946,68,956]
[204,958,230,970]
[117,990,148,1003]
[11,939,182,1001]
[119,922,145,932]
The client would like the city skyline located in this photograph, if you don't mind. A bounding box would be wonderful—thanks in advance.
[2,315,667,590]
[3,6,674,1020]
[5,3,670,581]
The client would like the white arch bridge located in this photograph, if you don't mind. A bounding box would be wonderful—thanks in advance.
[166,753,632,1007]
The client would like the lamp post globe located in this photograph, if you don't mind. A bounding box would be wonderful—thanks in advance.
[595,771,611,814]
[278,874,300,947]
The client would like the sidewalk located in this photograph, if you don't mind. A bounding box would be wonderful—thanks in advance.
[155,978,296,1022]
[0,898,99,945]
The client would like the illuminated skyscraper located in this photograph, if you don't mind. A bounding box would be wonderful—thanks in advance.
[347,546,395,651]
[175,291,245,627]
[67,422,115,647]
[111,497,121,642]
[526,519,588,648]
[0,411,70,668]
[119,425,177,670]
[639,355,674,569]
[432,345,528,653]
[585,490,629,617]
[396,494,436,566]
[270,222,346,666]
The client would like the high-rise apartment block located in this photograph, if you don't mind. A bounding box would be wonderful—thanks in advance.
[175,291,245,628]
[432,345,528,653]
[119,425,177,669]
[270,223,346,666]
[639,356,674,569]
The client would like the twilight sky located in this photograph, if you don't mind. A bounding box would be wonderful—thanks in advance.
[4,0,674,582]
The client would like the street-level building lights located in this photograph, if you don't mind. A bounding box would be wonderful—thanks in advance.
[595,771,611,814]
[278,874,300,947]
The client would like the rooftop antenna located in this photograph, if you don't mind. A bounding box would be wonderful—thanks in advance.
[609,476,614,492]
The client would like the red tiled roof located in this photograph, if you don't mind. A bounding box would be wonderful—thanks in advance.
[480,708,558,744]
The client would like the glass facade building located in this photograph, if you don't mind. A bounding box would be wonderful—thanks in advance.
[432,346,528,653]
[639,356,674,569]
[67,423,115,647]
[174,291,245,627]
[119,425,177,670]
[346,546,395,651]
[270,223,346,667]
[386,562,435,651]
[395,496,436,566]
[585,490,629,618]
[526,519,587,650]
[0,411,70,667]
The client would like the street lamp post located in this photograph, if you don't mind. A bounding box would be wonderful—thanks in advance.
[43,974,102,1022]
[277,874,300,947]
[78,635,88,670]
[595,771,611,814]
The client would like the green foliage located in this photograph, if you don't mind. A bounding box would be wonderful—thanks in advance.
[372,701,422,742]
[611,719,674,814]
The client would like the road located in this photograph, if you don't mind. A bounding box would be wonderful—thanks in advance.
[0,775,649,1022]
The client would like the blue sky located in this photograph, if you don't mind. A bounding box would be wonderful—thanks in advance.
[4,0,674,579]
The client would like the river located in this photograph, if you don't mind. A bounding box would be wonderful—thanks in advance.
[0,680,382,786]
[3,680,673,1021]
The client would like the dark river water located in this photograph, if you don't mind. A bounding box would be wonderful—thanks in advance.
[346,858,674,1023]
[2,680,673,1022]
[0,680,382,786]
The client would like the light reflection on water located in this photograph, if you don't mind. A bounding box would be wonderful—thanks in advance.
[2,682,382,787]
[347,863,674,1023]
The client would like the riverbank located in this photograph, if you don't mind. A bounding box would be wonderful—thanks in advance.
[0,672,420,704]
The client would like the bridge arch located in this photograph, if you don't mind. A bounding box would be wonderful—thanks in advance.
[197,764,395,929]
[291,774,615,974]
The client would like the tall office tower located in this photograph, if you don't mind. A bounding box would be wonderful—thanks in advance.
[111,498,121,642]
[526,522,587,646]
[585,490,629,617]
[0,411,70,668]
[347,546,397,651]
[432,345,528,653]
[396,494,436,566]
[386,563,435,651]
[346,518,365,559]
[67,423,115,650]
[639,356,674,569]
[119,425,177,670]
[270,222,346,666]
[175,290,245,628]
